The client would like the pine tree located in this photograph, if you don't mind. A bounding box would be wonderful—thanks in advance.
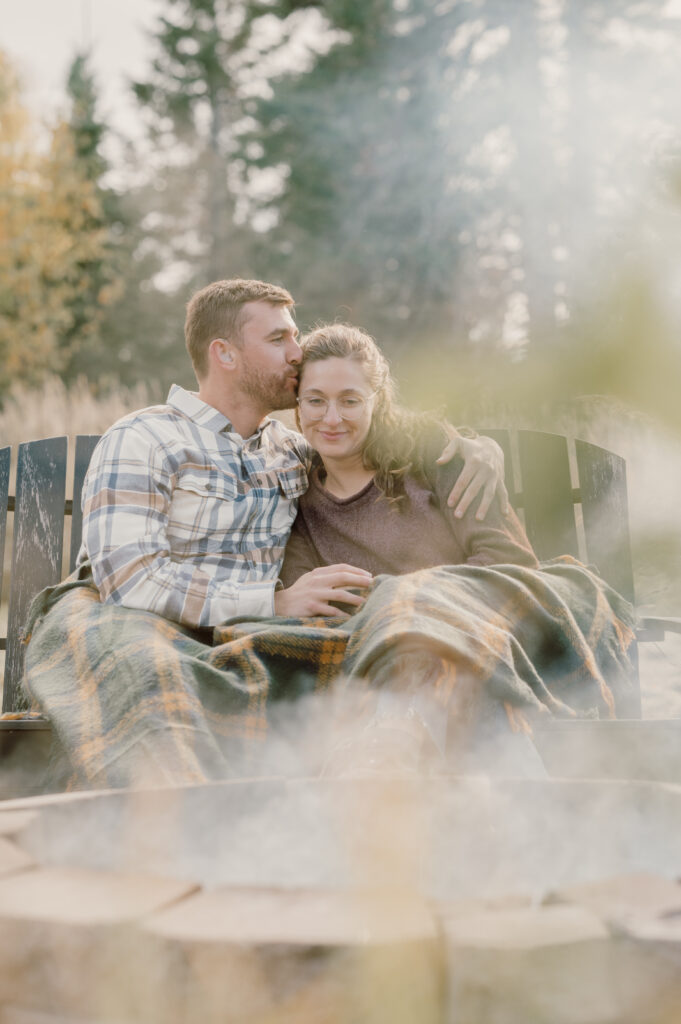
[242,0,681,355]
[61,51,183,393]
[132,0,268,285]
[244,0,479,340]
[56,52,126,382]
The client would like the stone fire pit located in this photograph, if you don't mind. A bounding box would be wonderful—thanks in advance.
[2,776,681,1023]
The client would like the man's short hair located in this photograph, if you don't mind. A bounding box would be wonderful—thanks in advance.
[184,278,294,378]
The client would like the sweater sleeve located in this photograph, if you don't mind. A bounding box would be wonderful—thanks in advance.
[418,426,539,568]
[453,488,539,567]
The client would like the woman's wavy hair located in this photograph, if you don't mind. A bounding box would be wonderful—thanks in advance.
[298,323,441,504]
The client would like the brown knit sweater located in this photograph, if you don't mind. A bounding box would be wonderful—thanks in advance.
[280,435,538,586]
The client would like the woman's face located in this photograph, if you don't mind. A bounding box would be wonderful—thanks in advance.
[297,357,375,463]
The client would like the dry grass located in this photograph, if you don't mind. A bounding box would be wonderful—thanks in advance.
[0,376,160,450]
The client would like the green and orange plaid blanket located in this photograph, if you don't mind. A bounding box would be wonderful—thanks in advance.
[21,557,636,790]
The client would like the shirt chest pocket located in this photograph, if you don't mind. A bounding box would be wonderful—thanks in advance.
[168,471,241,548]
[278,469,308,501]
[269,469,308,538]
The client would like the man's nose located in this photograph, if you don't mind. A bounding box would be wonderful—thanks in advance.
[287,337,303,363]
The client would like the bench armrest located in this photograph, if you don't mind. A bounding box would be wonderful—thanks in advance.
[637,616,681,642]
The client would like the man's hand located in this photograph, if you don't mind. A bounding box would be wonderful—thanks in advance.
[437,430,509,521]
[274,564,373,618]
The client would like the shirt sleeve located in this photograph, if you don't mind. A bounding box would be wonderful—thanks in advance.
[81,424,276,628]
[279,510,322,587]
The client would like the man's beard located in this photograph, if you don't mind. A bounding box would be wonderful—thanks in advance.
[240,363,298,412]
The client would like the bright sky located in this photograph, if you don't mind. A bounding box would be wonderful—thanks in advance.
[1,0,158,135]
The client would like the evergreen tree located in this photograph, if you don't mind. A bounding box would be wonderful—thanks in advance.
[244,0,487,341]
[132,0,267,285]
[242,0,681,354]
[57,52,126,383]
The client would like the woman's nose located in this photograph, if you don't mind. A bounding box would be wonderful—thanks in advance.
[322,400,342,424]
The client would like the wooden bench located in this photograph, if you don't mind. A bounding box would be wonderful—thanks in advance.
[1,430,679,793]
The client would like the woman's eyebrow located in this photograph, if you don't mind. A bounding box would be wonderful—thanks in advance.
[301,387,365,395]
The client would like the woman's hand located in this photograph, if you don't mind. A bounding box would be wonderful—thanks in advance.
[274,564,373,618]
[437,431,509,521]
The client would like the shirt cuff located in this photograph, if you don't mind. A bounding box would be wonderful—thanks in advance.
[235,581,276,619]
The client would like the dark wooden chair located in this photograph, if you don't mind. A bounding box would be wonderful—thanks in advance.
[1,436,100,794]
[1,430,680,793]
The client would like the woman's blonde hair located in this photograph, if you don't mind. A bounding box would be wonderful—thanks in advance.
[299,323,441,503]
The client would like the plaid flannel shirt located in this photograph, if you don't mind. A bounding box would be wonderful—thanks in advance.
[77,385,312,629]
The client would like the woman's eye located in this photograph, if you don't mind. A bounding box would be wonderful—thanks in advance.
[341,398,361,408]
[307,398,325,407]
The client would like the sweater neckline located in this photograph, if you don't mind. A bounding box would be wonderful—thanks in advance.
[311,466,377,505]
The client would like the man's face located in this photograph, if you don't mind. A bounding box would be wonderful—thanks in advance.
[236,300,302,413]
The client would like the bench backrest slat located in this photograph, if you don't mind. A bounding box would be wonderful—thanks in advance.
[478,429,515,504]
[69,435,102,573]
[518,430,580,561]
[0,446,9,612]
[575,438,635,604]
[3,438,68,712]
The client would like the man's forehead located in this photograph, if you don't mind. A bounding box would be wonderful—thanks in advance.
[241,299,296,330]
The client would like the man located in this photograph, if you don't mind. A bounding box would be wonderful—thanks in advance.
[24,278,507,788]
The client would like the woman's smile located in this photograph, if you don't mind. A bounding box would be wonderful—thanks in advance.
[318,429,347,440]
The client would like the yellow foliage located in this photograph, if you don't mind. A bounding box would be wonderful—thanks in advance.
[0,51,118,397]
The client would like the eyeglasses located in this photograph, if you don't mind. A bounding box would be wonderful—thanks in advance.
[297,393,375,421]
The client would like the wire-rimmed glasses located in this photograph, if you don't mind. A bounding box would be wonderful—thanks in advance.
[297,393,375,421]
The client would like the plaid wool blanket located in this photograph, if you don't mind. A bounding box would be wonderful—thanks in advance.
[21,557,636,790]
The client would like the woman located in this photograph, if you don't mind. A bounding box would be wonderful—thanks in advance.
[278,324,635,775]
[280,323,537,590]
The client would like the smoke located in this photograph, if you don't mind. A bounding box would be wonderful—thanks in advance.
[8,767,681,906]
[5,688,681,1018]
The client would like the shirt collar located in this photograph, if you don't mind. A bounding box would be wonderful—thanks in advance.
[167,384,272,442]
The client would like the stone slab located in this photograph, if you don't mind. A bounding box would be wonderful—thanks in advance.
[548,872,681,929]
[139,886,442,1024]
[0,812,39,838]
[146,885,438,945]
[0,838,34,877]
[0,868,198,1020]
[0,866,196,926]
[442,904,619,1024]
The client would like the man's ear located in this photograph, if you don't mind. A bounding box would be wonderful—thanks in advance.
[209,337,236,369]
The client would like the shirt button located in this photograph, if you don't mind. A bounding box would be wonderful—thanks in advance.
[205,482,212,490]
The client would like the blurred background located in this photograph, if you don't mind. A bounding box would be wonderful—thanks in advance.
[3,0,681,711]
